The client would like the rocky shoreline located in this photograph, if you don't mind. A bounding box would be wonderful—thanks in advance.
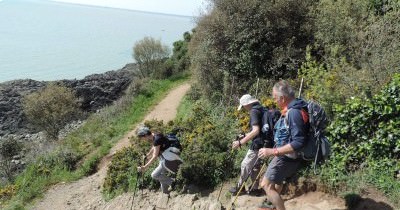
[0,63,136,137]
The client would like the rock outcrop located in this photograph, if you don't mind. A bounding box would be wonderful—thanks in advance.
[0,63,136,137]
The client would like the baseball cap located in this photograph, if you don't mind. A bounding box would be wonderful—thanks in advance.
[237,94,259,110]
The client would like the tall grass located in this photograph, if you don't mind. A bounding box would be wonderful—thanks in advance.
[0,75,189,209]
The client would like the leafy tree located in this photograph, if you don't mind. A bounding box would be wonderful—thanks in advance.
[354,9,400,91]
[313,0,370,63]
[170,31,192,73]
[160,32,192,78]
[22,83,81,140]
[190,0,314,100]
[132,36,170,79]
[313,0,400,96]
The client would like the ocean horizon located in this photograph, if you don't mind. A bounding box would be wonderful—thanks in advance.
[0,0,196,83]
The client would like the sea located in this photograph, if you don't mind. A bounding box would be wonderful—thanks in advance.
[0,0,196,83]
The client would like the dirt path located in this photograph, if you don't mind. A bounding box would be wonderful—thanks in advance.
[31,82,350,210]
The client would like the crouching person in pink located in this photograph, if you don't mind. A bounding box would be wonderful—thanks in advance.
[136,126,183,194]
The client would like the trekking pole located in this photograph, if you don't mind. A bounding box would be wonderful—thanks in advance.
[313,134,321,175]
[229,156,262,210]
[130,154,146,210]
[130,171,141,210]
[249,161,267,192]
[131,160,142,210]
[255,77,260,98]
[298,77,304,98]
[140,154,146,197]
[248,142,272,192]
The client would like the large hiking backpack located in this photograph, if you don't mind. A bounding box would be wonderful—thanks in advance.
[286,100,331,173]
[299,100,331,162]
[261,107,281,148]
[166,133,183,152]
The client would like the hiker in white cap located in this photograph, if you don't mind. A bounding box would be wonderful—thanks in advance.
[229,94,264,196]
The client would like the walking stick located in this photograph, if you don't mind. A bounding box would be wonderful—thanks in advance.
[229,156,262,210]
[255,77,260,98]
[140,155,146,197]
[298,77,304,98]
[130,167,141,210]
[249,161,267,192]
[130,154,146,210]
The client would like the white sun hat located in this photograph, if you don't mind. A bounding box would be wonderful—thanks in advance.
[237,94,259,110]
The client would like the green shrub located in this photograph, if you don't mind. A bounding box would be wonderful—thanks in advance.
[0,184,17,202]
[314,0,370,63]
[0,137,23,181]
[328,74,400,172]
[103,146,140,198]
[299,49,361,116]
[133,36,170,79]
[167,31,192,75]
[318,74,400,206]
[313,0,400,97]
[22,83,81,140]
[190,0,314,101]
[174,100,240,189]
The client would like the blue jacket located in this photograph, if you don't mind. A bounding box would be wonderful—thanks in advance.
[287,99,309,151]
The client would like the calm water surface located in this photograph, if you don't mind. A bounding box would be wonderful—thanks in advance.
[0,0,195,82]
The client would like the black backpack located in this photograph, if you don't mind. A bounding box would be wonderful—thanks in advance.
[166,133,183,151]
[299,100,331,162]
[285,100,331,173]
[260,107,281,148]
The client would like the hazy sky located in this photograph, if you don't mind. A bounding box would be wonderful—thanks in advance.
[50,0,209,16]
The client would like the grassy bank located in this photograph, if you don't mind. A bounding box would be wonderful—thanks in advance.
[0,75,189,209]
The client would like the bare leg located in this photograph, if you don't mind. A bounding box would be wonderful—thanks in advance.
[275,184,283,194]
[260,177,285,210]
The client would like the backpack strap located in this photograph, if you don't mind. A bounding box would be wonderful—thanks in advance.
[284,108,309,126]
[283,108,291,129]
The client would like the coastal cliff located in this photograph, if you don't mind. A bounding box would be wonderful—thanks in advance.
[0,63,136,137]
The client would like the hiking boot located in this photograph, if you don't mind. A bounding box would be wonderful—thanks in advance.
[247,188,264,196]
[258,199,276,210]
[229,186,245,195]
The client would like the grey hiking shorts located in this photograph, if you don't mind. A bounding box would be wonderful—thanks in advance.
[264,156,301,184]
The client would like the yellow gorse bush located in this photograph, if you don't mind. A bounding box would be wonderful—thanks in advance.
[0,185,17,200]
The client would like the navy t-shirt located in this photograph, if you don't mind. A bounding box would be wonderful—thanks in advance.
[249,103,263,150]
[153,133,170,153]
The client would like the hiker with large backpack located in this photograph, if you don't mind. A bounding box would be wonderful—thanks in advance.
[257,80,310,210]
[136,126,183,194]
[229,94,269,196]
